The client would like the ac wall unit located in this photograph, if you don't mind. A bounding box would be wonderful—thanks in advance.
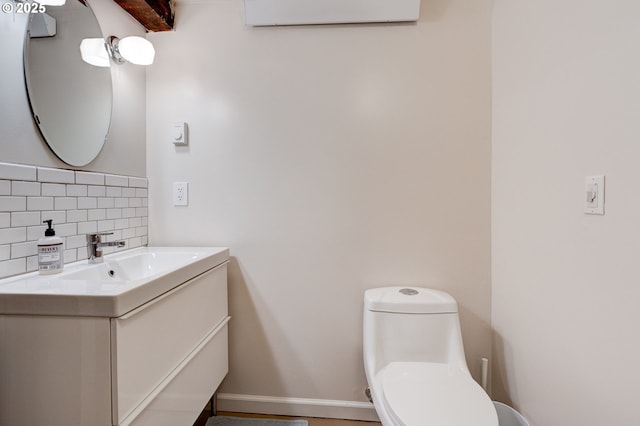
[244,0,421,26]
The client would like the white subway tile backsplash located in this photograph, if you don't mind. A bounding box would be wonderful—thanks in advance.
[27,197,53,211]
[66,210,88,223]
[106,186,122,197]
[0,163,36,181]
[101,246,115,255]
[105,174,128,187]
[77,221,97,235]
[41,183,66,197]
[11,241,37,258]
[97,220,115,232]
[0,213,9,228]
[129,237,142,247]
[26,255,38,272]
[0,245,9,261]
[106,209,122,220]
[63,250,77,264]
[66,185,88,197]
[1,197,27,212]
[37,167,74,183]
[74,248,85,260]
[27,225,46,241]
[87,186,106,197]
[129,177,148,188]
[97,198,115,209]
[0,181,10,196]
[66,234,87,250]
[87,209,106,221]
[0,258,26,277]
[0,227,26,244]
[77,197,97,209]
[122,228,136,239]
[40,211,66,225]
[75,171,105,185]
[55,223,77,237]
[107,230,122,241]
[11,212,41,227]
[11,181,40,196]
[0,164,148,279]
[122,187,136,198]
[54,197,77,210]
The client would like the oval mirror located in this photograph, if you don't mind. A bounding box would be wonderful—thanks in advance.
[24,0,112,167]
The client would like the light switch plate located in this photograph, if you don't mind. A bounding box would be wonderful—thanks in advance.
[172,122,188,145]
[584,175,604,215]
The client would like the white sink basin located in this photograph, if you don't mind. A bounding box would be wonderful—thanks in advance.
[110,251,200,279]
[0,247,229,317]
[63,251,201,282]
[62,262,128,282]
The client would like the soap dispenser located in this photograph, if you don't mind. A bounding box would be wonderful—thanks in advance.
[38,219,64,275]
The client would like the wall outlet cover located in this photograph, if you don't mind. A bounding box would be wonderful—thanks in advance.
[173,182,188,206]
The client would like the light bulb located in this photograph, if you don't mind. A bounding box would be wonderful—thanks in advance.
[118,36,155,66]
[80,38,110,67]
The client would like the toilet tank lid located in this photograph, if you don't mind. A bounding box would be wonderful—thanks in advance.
[364,287,458,314]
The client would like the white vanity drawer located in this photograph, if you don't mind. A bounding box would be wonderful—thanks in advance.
[126,319,229,426]
[112,263,228,425]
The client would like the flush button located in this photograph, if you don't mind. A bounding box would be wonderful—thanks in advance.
[399,288,418,296]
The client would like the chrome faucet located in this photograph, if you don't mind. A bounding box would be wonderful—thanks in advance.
[86,232,126,264]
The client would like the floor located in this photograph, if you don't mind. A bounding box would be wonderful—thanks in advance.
[194,410,382,426]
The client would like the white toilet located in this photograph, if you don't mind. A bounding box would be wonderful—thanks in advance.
[363,287,498,426]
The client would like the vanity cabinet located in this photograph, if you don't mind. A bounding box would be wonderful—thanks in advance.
[0,262,229,426]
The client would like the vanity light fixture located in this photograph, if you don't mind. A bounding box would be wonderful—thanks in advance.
[105,35,155,66]
[79,38,110,67]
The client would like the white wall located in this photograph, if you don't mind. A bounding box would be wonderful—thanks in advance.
[0,0,146,176]
[492,1,640,425]
[147,0,492,416]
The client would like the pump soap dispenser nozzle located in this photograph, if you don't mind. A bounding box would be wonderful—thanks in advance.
[43,219,55,236]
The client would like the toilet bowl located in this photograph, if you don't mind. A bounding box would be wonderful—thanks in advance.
[363,287,498,426]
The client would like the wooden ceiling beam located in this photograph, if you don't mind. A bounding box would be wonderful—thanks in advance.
[112,0,174,32]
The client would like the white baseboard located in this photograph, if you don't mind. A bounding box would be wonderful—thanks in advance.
[216,393,380,422]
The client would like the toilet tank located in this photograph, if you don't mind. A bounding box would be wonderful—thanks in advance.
[363,287,467,374]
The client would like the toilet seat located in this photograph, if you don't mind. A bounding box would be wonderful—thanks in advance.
[381,362,498,426]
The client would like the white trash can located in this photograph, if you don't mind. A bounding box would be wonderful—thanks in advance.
[493,401,530,426]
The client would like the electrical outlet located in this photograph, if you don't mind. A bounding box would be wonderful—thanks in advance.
[173,182,188,206]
